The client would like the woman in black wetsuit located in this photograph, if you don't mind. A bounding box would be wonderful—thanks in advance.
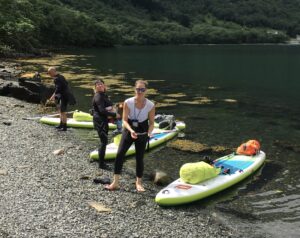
[92,79,120,170]
[105,80,155,192]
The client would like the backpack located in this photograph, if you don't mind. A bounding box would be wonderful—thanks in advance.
[154,114,176,130]
[236,140,260,156]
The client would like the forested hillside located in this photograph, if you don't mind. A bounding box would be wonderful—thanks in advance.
[1,0,300,54]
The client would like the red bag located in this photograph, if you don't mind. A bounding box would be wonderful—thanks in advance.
[236,140,260,155]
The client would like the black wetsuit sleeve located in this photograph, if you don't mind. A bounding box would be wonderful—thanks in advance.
[93,93,116,117]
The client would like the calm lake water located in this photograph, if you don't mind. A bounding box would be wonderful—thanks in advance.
[66,45,300,237]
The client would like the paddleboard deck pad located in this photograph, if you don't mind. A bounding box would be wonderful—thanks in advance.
[155,151,266,206]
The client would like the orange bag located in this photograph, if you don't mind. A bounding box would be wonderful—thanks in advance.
[236,140,260,156]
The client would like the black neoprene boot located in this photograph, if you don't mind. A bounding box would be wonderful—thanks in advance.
[98,145,109,170]
[58,123,67,131]
[99,160,111,170]
[99,161,107,169]
[55,121,63,129]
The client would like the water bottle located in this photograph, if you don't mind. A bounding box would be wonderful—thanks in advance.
[116,119,122,132]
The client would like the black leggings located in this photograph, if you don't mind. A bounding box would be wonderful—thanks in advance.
[114,129,148,178]
[93,118,109,166]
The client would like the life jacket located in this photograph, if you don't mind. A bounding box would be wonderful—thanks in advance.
[236,140,260,156]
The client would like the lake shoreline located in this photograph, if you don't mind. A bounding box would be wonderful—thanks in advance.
[0,95,243,237]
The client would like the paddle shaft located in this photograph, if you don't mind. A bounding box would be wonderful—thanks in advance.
[136,130,176,137]
[22,110,75,120]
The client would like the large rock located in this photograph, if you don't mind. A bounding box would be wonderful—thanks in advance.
[0,70,14,80]
[19,72,42,83]
[150,170,172,186]
[0,62,22,79]
[18,78,54,103]
[0,63,53,103]
[0,77,54,104]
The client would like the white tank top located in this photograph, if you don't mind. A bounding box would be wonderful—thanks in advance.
[125,97,154,122]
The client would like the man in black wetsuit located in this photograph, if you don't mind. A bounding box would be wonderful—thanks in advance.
[48,67,69,131]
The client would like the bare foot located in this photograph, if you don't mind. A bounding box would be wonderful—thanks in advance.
[104,184,119,191]
[136,182,145,192]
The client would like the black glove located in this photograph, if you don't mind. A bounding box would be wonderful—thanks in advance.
[89,109,94,116]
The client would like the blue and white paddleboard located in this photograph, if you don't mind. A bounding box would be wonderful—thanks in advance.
[155,151,266,206]
[90,128,179,160]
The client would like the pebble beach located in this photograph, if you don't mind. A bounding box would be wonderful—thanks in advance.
[0,95,241,238]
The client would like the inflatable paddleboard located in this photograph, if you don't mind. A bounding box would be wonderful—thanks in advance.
[90,128,179,160]
[155,151,266,206]
[39,117,116,129]
[40,110,185,130]
[39,111,116,129]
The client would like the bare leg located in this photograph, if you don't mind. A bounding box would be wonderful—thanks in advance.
[57,112,67,131]
[136,177,145,192]
[55,109,63,129]
[60,112,67,124]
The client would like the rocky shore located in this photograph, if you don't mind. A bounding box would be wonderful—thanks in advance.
[0,95,242,238]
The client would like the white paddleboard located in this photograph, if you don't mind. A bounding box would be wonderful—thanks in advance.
[155,151,266,206]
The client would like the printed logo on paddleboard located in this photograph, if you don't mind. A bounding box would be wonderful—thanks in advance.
[175,184,192,190]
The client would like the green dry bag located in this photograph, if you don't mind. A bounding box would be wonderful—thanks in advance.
[73,111,93,122]
[179,161,220,184]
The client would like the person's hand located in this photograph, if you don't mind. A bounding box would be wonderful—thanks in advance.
[45,99,54,106]
[130,130,138,139]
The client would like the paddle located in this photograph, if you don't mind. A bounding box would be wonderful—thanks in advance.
[22,110,75,120]
[138,129,177,137]
[112,129,177,145]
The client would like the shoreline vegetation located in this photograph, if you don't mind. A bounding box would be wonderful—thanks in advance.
[2,0,300,56]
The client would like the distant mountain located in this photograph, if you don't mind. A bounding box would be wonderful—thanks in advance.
[1,0,300,54]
